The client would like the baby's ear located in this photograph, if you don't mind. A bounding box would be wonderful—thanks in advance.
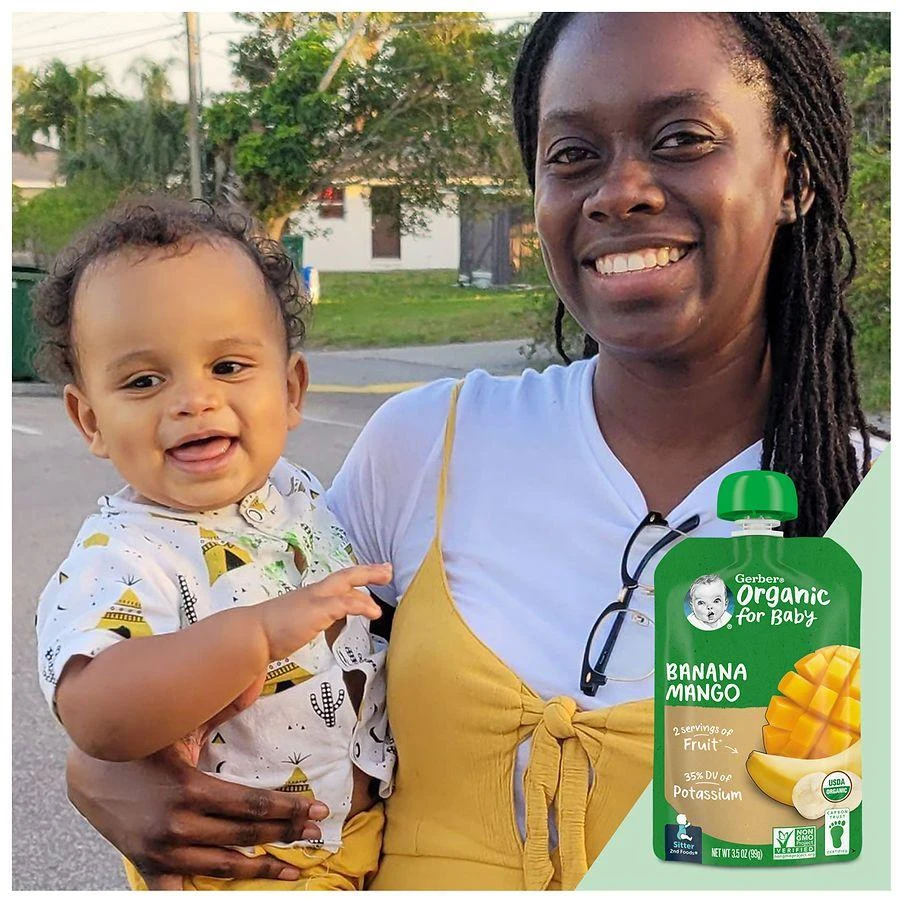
[285,352,309,430]
[64,385,108,458]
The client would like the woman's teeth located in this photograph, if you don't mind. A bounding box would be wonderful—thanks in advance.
[594,246,688,276]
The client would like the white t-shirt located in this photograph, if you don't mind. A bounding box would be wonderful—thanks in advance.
[327,358,764,709]
[328,357,883,703]
[326,357,881,836]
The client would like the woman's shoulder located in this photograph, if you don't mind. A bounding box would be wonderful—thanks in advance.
[376,358,590,423]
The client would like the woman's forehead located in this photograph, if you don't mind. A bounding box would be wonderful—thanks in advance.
[538,13,761,126]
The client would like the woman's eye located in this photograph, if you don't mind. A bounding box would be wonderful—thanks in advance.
[655,132,717,155]
[213,360,246,376]
[123,374,162,390]
[547,145,595,166]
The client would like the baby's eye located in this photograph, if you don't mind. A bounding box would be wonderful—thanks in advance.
[213,360,246,376]
[123,374,162,390]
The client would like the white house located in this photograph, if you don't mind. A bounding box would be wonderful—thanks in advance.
[12,138,63,199]
[290,183,459,273]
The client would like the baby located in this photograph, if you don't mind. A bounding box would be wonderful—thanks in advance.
[34,197,395,890]
[686,574,732,631]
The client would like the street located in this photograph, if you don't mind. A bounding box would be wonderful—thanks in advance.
[11,341,546,890]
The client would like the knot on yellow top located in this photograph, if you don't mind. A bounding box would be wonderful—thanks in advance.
[543,696,578,740]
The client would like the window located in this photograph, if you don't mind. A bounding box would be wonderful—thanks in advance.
[370,186,401,259]
[317,186,344,219]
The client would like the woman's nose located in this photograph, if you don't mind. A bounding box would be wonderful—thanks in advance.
[581,153,666,222]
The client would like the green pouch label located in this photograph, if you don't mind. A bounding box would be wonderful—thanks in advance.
[653,523,862,866]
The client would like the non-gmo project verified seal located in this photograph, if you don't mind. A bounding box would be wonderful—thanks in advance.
[772,826,816,860]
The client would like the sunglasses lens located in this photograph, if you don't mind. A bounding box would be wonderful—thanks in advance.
[587,589,654,682]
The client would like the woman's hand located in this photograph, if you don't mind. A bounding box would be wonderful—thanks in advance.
[65,739,329,888]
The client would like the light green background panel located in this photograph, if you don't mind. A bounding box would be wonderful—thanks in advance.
[579,448,890,890]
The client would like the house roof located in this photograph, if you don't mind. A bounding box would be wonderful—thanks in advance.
[12,138,62,189]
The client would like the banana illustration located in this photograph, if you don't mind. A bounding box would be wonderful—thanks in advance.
[746,740,861,806]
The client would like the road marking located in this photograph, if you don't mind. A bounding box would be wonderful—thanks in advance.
[12,424,42,436]
[303,415,361,429]
[307,382,425,395]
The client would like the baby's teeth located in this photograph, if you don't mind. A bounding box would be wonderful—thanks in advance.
[656,247,670,266]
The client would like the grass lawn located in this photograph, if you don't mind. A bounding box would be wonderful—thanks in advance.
[305,269,536,349]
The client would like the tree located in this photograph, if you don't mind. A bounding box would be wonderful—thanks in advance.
[65,58,189,189]
[204,13,527,238]
[15,59,119,160]
[14,57,189,193]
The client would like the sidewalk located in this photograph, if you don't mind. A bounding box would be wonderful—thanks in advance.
[304,338,556,391]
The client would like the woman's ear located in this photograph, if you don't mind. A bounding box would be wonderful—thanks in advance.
[285,352,309,431]
[776,130,815,225]
[63,384,108,458]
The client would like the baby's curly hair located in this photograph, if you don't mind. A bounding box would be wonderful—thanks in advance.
[32,195,309,384]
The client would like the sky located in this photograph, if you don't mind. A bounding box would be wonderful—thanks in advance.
[11,10,537,106]
[13,12,262,103]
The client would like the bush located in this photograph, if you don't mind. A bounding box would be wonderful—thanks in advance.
[11,175,121,267]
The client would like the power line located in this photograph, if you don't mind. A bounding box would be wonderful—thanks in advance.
[12,13,94,41]
[14,23,181,54]
[80,32,184,64]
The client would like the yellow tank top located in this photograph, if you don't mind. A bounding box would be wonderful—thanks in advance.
[369,381,653,891]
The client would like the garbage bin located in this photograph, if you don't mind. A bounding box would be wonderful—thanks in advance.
[12,266,47,381]
[282,235,304,272]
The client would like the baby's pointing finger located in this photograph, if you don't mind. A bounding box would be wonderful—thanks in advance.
[331,563,393,591]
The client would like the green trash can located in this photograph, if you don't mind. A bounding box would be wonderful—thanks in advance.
[282,235,304,272]
[12,266,47,381]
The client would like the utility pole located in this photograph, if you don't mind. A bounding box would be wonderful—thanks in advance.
[184,12,203,199]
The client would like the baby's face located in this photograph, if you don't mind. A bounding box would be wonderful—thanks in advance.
[65,240,306,511]
[691,582,727,624]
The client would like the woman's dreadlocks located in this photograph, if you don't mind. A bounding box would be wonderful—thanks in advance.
[511,12,880,537]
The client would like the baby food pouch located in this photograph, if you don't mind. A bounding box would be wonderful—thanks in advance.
[653,471,861,865]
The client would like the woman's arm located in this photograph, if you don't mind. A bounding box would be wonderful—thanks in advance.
[66,741,328,887]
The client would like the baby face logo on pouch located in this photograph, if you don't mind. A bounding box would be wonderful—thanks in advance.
[684,574,734,631]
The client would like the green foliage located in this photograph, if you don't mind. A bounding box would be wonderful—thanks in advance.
[15,60,121,160]
[841,46,890,411]
[205,13,525,236]
[14,58,188,192]
[11,175,121,265]
[819,13,890,55]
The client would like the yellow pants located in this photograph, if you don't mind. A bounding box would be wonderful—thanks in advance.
[125,803,384,891]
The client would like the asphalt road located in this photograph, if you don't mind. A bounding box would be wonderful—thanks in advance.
[12,340,547,890]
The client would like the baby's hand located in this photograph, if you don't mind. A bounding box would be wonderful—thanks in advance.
[259,563,391,662]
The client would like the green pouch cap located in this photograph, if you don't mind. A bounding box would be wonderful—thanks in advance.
[717,470,798,522]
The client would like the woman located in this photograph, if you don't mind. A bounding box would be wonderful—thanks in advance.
[65,12,879,890]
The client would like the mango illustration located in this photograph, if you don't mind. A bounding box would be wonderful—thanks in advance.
[762,645,860,758]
